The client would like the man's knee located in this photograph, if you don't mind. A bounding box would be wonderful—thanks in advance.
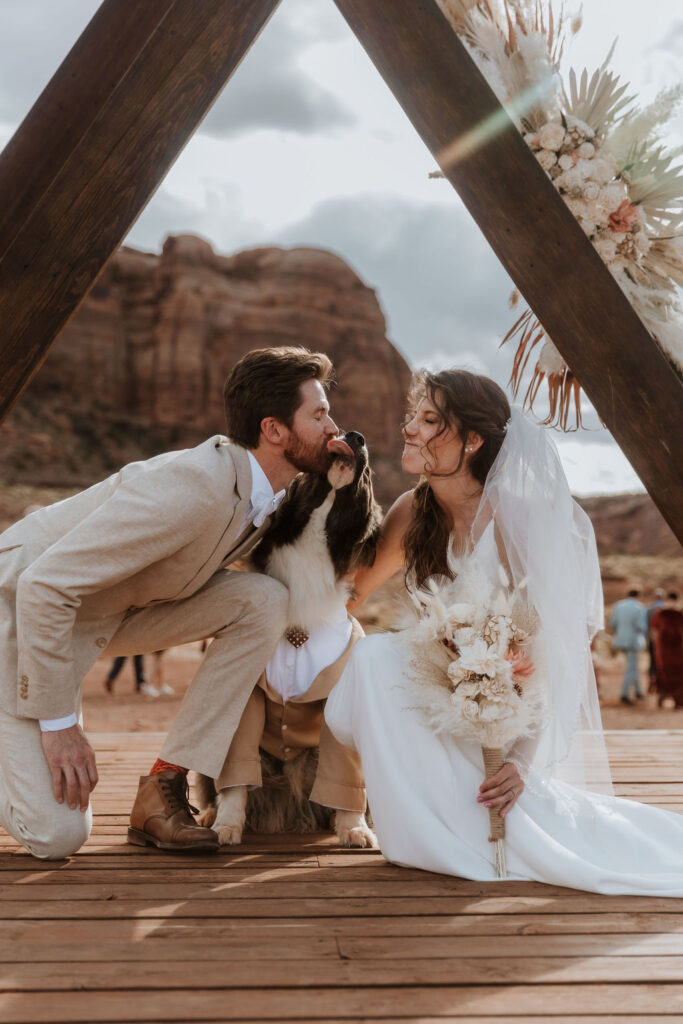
[240,574,289,627]
[22,809,91,861]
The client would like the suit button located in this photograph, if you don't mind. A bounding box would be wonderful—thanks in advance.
[95,637,107,649]
[282,724,288,731]
[20,675,28,684]
[283,747,291,755]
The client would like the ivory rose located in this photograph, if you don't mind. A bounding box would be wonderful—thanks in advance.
[538,122,565,150]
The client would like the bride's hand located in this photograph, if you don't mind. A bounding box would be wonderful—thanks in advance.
[477,762,524,818]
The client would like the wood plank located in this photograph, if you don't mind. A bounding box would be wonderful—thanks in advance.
[4,898,683,919]
[0,0,281,422]
[332,0,683,542]
[0,0,175,259]
[2,984,683,1021]
[4,956,683,990]
[2,911,683,939]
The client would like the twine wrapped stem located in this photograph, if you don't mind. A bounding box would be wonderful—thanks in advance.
[482,745,507,878]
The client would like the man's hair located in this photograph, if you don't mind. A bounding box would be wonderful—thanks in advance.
[668,591,679,601]
[223,347,334,448]
[628,588,640,598]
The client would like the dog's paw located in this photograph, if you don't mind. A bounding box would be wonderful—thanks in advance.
[213,786,247,846]
[335,811,377,848]
[216,823,244,845]
[196,806,217,828]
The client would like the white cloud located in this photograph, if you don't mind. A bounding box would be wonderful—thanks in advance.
[199,0,356,139]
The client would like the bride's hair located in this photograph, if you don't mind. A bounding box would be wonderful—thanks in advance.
[403,369,510,586]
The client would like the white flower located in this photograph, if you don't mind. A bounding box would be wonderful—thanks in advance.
[556,166,586,190]
[590,158,618,185]
[479,700,515,723]
[565,115,594,139]
[634,231,650,254]
[558,153,575,171]
[462,698,480,722]
[583,181,600,201]
[536,149,557,171]
[600,182,628,209]
[479,671,515,702]
[447,660,467,685]
[459,638,500,678]
[453,626,478,648]
[593,237,618,263]
[457,680,480,698]
[538,122,565,150]
[578,141,596,159]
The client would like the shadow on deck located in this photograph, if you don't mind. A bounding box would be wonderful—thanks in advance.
[1,731,683,1022]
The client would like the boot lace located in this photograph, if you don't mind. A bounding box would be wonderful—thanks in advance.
[159,773,199,816]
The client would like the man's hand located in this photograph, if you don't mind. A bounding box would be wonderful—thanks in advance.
[41,725,99,811]
[477,761,524,818]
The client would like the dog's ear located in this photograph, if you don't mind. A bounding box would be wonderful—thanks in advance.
[251,472,330,571]
[326,460,383,577]
[352,511,383,569]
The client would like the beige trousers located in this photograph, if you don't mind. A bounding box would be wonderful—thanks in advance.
[0,569,288,859]
[0,707,92,860]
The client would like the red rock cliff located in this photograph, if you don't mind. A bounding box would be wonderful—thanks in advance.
[0,236,412,506]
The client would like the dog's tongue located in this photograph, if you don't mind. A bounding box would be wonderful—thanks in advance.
[327,437,354,458]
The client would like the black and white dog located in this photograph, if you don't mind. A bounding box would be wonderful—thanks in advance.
[196,431,382,846]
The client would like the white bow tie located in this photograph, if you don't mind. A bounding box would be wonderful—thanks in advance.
[251,489,286,528]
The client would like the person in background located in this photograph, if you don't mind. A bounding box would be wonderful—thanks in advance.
[647,588,665,692]
[148,650,172,696]
[610,587,647,705]
[105,655,148,695]
[650,593,683,708]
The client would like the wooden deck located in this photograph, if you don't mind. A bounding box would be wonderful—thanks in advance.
[2,731,683,1023]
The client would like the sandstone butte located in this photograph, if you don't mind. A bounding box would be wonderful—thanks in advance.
[0,235,411,507]
[0,234,680,566]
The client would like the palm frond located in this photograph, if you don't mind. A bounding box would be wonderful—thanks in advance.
[563,63,636,135]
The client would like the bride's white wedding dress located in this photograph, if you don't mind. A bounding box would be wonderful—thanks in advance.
[326,409,683,896]
[325,632,683,895]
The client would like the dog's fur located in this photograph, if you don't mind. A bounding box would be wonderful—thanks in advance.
[196,431,382,846]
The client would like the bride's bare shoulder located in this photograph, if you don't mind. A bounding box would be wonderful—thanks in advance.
[382,489,414,540]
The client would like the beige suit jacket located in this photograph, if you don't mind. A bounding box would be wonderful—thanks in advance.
[0,437,265,720]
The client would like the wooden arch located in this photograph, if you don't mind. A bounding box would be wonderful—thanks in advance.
[0,0,681,540]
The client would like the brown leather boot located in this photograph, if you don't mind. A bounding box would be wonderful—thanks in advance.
[128,770,219,851]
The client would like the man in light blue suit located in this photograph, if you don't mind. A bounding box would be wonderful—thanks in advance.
[610,588,648,705]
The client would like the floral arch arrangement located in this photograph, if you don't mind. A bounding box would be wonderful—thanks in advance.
[435,0,682,429]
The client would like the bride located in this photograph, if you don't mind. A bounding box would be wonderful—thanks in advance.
[325,368,683,895]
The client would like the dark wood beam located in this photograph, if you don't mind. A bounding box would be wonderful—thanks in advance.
[334,0,683,543]
[0,0,281,423]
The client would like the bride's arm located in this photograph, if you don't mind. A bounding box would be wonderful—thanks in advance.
[348,490,413,610]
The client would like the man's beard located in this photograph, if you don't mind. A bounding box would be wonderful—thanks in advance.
[285,431,332,474]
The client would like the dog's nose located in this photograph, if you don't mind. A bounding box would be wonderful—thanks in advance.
[344,431,365,448]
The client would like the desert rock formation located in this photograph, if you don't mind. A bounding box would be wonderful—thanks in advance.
[0,236,412,506]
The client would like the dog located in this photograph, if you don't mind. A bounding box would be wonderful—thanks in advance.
[195,430,382,847]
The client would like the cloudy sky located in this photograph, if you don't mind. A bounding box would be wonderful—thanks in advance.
[1,0,681,494]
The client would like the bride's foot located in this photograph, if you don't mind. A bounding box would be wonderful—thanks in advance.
[334,810,377,848]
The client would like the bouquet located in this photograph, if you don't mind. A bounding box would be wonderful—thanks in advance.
[404,561,544,877]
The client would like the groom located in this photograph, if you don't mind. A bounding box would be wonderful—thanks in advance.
[0,346,339,858]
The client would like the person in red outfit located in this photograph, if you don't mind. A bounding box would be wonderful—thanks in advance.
[650,593,683,708]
